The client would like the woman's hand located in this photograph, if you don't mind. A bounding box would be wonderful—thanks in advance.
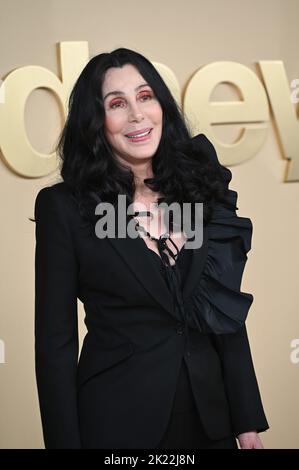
[237,431,264,449]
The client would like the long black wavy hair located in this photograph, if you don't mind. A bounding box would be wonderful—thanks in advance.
[56,47,231,228]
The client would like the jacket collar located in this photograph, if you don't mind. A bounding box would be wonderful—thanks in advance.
[106,212,208,321]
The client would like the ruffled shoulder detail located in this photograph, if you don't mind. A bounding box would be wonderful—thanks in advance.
[185,134,254,334]
[186,189,254,334]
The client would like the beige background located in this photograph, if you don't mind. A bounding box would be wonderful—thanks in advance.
[0,0,298,449]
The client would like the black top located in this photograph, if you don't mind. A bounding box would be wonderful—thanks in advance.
[147,244,197,414]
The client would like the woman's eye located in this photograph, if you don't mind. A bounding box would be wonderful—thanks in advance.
[110,101,124,109]
[140,93,152,101]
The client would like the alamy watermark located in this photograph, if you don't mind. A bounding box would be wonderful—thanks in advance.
[94,195,204,249]
[290,339,299,364]
[0,79,5,104]
[0,339,5,364]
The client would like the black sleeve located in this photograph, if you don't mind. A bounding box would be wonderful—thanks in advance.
[34,186,81,448]
[198,133,269,436]
[211,324,269,437]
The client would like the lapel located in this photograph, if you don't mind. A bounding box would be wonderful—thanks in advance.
[106,212,209,321]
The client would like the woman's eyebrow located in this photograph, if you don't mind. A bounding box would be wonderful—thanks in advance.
[103,83,150,101]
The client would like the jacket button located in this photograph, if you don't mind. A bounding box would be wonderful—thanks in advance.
[176,322,184,335]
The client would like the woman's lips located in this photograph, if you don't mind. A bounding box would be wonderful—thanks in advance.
[126,128,153,142]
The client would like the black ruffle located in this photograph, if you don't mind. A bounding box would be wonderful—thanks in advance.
[185,134,254,334]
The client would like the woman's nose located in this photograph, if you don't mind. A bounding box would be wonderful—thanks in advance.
[128,103,144,122]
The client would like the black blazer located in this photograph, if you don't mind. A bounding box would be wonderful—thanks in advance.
[34,133,269,449]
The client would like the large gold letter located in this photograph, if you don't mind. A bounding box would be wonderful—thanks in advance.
[258,61,299,181]
[183,61,269,166]
[0,42,89,177]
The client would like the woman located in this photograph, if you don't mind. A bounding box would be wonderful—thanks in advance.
[34,48,269,449]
